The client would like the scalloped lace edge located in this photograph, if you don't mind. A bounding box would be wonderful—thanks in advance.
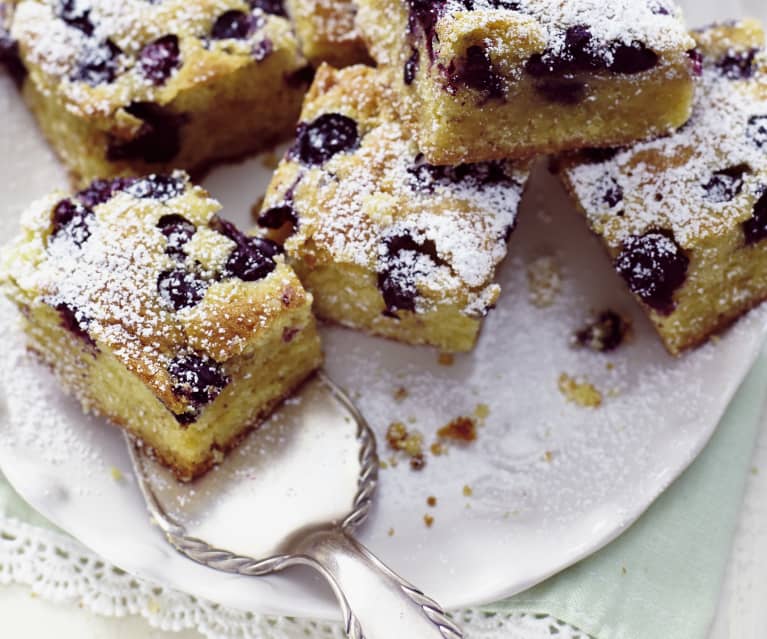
[0,514,590,638]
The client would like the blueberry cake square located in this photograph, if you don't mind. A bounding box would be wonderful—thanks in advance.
[286,0,370,67]
[560,20,767,355]
[0,172,322,479]
[257,64,529,352]
[4,0,313,186]
[355,0,697,164]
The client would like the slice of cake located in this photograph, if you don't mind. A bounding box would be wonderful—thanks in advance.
[560,20,767,355]
[1,171,322,480]
[286,0,370,67]
[355,0,697,164]
[5,0,313,186]
[257,64,530,352]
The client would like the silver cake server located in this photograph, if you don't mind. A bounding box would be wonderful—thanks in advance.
[126,371,463,639]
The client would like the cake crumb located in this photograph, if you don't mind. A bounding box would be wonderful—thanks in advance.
[430,441,446,456]
[474,403,490,423]
[543,451,554,463]
[379,460,389,469]
[424,514,434,528]
[388,528,395,536]
[410,454,426,471]
[438,416,477,442]
[427,496,437,507]
[558,374,603,408]
[573,311,631,352]
[387,421,425,469]
[438,352,455,366]
[527,255,562,308]
[110,467,124,482]
[463,485,473,497]
[393,386,408,401]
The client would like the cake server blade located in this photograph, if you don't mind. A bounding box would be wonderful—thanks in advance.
[126,371,463,639]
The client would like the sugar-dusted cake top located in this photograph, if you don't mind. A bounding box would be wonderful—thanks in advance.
[9,0,306,116]
[365,0,694,67]
[1,171,310,422]
[258,64,529,317]
[562,20,767,249]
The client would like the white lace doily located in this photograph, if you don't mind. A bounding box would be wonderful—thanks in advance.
[0,513,590,639]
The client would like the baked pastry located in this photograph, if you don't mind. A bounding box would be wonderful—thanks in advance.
[560,20,767,355]
[6,0,313,186]
[286,0,370,67]
[0,171,322,479]
[257,64,529,352]
[355,0,697,164]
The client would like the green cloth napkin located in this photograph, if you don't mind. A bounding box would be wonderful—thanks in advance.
[492,350,767,639]
[2,353,766,639]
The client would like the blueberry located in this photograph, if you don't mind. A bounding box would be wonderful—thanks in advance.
[139,35,180,86]
[213,217,280,281]
[574,310,629,352]
[404,47,419,85]
[71,39,122,85]
[408,154,509,189]
[157,268,208,310]
[76,177,136,207]
[157,214,196,256]
[51,198,94,247]
[252,38,273,61]
[687,48,703,76]
[291,113,360,166]
[168,353,229,408]
[58,0,94,35]
[377,231,441,314]
[107,102,187,164]
[743,189,767,245]
[599,175,623,207]
[211,10,257,40]
[747,115,767,149]
[702,164,750,203]
[609,41,659,74]
[55,302,96,348]
[717,49,758,80]
[249,0,286,17]
[448,45,504,100]
[257,204,297,229]
[526,25,603,77]
[405,0,445,58]
[124,173,185,200]
[615,230,689,315]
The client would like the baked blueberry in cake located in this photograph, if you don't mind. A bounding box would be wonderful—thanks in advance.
[285,0,370,67]
[0,171,322,479]
[258,64,529,352]
[560,20,767,355]
[356,0,697,164]
[6,0,313,185]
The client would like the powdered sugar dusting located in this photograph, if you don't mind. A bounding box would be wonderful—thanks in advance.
[453,0,692,55]
[564,35,767,248]
[10,0,302,116]
[263,67,529,316]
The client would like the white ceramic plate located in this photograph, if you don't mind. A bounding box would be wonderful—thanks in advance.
[1,0,767,621]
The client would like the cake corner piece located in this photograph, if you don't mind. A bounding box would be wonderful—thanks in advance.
[1,171,323,480]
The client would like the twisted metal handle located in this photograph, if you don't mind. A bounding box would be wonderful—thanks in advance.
[292,527,463,639]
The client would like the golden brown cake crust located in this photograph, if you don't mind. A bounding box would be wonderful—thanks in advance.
[258,64,530,351]
[560,20,767,355]
[356,0,697,163]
